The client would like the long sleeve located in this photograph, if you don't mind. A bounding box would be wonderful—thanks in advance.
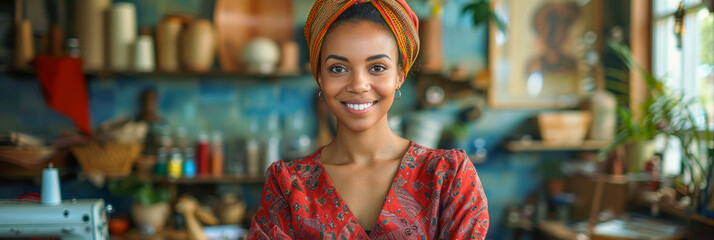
[438,151,489,240]
[246,162,293,240]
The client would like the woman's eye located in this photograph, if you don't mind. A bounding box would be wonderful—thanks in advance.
[329,66,346,73]
[371,65,387,72]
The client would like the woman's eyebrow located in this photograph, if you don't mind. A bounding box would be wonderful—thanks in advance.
[366,54,391,62]
[325,55,349,62]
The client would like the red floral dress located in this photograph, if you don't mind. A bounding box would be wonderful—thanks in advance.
[247,141,489,239]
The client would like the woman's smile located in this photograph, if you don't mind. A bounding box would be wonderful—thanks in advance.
[342,99,379,115]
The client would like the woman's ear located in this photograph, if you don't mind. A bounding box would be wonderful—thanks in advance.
[397,70,406,88]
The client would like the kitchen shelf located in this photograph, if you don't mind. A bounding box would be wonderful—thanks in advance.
[504,140,609,152]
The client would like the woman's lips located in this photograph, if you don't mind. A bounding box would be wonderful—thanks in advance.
[342,101,377,115]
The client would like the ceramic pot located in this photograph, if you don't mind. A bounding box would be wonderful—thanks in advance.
[242,37,280,74]
[156,17,182,72]
[181,20,216,72]
[419,17,443,73]
[588,89,617,140]
[278,41,299,73]
[625,140,656,173]
[131,202,169,232]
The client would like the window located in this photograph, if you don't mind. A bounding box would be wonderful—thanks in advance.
[652,0,713,176]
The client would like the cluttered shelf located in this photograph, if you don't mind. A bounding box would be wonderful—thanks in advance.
[152,174,265,184]
[5,68,308,80]
[504,140,609,152]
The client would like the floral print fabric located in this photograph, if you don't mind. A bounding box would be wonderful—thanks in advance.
[248,141,489,239]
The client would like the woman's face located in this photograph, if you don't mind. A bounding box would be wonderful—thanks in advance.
[318,20,404,133]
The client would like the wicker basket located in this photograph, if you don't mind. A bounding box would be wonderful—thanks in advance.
[538,111,592,145]
[70,142,143,176]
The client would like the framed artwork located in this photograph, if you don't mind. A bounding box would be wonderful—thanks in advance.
[489,0,597,108]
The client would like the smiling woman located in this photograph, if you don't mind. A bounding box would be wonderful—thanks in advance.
[247,1,489,239]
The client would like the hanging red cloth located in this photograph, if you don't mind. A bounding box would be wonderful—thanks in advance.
[34,55,91,135]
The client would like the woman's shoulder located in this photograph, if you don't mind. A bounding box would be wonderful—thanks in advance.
[265,148,323,178]
[408,141,470,171]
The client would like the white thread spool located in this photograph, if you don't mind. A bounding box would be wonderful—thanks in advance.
[41,163,62,206]
[108,3,137,71]
[134,35,156,72]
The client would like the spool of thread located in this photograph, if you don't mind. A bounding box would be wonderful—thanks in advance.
[41,163,62,206]
[108,3,137,71]
[14,20,34,70]
[75,0,110,71]
[134,35,155,72]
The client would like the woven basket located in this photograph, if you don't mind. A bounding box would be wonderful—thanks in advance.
[71,142,143,176]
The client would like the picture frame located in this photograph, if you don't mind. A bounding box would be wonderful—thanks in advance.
[488,0,598,108]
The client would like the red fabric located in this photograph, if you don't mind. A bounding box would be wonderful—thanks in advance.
[248,141,489,239]
[34,55,91,135]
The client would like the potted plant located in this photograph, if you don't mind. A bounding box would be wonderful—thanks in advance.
[108,176,170,232]
[541,158,567,196]
[600,41,710,209]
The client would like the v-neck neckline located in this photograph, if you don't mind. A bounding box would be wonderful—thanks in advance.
[315,140,415,237]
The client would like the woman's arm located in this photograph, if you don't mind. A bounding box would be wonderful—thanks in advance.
[246,163,294,240]
[438,150,489,240]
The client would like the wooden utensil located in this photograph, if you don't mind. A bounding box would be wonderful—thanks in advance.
[213,0,294,72]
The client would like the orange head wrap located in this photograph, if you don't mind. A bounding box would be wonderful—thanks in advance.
[304,0,420,82]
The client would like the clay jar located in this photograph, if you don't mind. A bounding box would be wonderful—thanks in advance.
[156,17,183,72]
[181,20,216,72]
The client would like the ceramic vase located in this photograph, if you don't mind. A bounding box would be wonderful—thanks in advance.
[156,17,182,72]
[181,20,216,72]
[242,37,280,74]
[131,202,169,232]
[625,140,656,173]
[419,17,444,73]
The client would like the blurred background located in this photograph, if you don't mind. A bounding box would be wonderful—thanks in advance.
[0,0,712,239]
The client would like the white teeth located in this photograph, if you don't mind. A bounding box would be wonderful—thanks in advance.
[346,102,374,111]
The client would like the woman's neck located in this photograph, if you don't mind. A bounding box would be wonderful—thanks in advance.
[322,117,409,166]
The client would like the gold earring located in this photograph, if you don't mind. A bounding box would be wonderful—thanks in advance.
[395,88,401,100]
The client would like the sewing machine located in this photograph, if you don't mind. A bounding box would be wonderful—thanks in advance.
[0,198,109,240]
[0,165,109,240]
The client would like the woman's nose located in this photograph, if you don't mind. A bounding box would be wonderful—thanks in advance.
[346,70,370,93]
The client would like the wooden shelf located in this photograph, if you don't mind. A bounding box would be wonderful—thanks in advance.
[85,70,306,79]
[504,140,609,152]
[5,68,307,79]
[153,174,265,184]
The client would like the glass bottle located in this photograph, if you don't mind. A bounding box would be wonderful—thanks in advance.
[183,147,197,178]
[154,147,168,176]
[167,147,183,179]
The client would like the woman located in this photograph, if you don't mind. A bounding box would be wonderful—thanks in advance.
[248,0,488,239]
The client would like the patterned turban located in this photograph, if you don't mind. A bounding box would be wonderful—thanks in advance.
[304,0,420,82]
